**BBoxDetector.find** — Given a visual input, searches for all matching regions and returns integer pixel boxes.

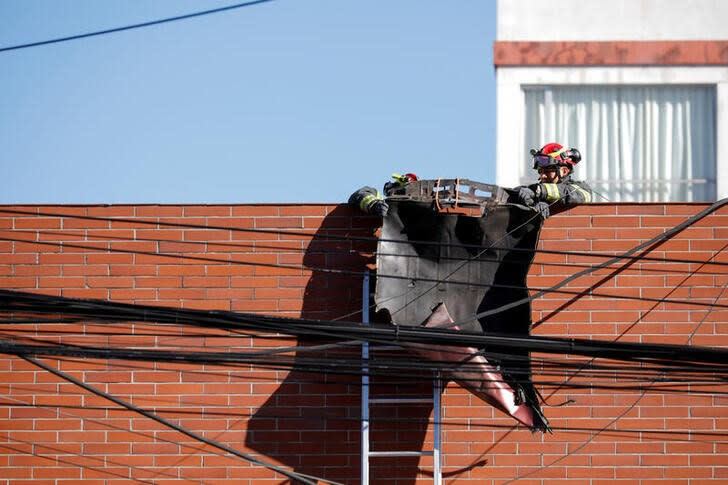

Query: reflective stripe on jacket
[537,176,592,205]
[348,186,382,214]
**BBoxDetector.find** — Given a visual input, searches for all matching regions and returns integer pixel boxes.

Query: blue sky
[1,0,497,204]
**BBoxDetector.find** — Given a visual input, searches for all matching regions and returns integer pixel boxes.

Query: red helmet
[531,142,581,170]
[392,173,418,186]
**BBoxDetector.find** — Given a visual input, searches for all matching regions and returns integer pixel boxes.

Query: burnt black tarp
[375,199,546,422]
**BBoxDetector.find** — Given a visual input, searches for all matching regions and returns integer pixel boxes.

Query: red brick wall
[0,203,726,484]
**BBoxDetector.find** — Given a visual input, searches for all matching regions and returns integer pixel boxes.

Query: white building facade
[495,0,728,202]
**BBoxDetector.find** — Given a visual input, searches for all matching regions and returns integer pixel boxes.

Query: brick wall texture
[0,203,726,484]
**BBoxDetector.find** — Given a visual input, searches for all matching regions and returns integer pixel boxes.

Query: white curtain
[523,86,716,202]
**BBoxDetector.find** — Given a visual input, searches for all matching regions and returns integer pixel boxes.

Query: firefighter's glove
[370,200,389,217]
[517,186,536,207]
[534,201,550,220]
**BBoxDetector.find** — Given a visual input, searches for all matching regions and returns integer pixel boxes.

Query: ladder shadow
[244,205,433,484]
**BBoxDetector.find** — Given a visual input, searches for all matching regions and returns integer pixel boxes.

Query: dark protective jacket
[531,175,593,206]
[348,180,408,215]
[348,186,383,214]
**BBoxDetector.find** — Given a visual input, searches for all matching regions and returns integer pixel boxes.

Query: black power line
[501,275,728,484]
[1,235,725,311]
[2,200,727,482]
[20,355,337,485]
[2,290,727,367]
[5,207,728,270]
[0,0,275,53]
[2,340,726,393]
[461,197,728,326]
[3,401,727,441]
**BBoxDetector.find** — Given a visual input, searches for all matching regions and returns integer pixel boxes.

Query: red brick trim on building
[493,40,728,66]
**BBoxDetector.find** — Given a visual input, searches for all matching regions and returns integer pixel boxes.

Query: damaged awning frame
[374,179,550,432]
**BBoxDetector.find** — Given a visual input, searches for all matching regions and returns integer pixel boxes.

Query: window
[523,86,717,202]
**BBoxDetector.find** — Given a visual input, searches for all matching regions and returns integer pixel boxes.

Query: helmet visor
[533,155,559,169]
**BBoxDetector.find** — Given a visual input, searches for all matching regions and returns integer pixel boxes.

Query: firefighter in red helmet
[515,142,592,219]
[348,173,418,216]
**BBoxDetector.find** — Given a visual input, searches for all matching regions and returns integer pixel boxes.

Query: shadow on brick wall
[245,205,433,484]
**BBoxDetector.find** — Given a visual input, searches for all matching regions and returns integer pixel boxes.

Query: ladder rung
[369,450,434,457]
[369,397,433,404]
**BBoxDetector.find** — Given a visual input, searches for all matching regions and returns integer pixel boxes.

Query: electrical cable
[455,197,728,327]
[3,399,727,442]
[7,215,723,354]
[5,326,724,393]
[0,0,275,53]
[501,277,728,484]
[5,208,728,428]
[4,349,725,485]
[4,200,728,480]
[3,289,728,365]
[19,355,338,485]
[379,194,726,328]
[7,329,724,383]
[0,441,160,485]
[2,314,726,382]
[18,227,724,277]
[538,241,728,406]
[5,208,728,270]
[11,332,718,385]
[3,299,726,394]
[3,341,725,395]
[1,236,725,311]
[2,300,724,482]
[4,206,727,351]
[1,337,720,379]
[3,289,727,366]
[3,315,725,380]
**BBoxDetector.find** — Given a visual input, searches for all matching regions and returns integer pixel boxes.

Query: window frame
[521,84,717,202]
[495,66,728,200]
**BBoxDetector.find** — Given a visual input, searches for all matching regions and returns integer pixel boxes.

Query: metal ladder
[360,272,442,485]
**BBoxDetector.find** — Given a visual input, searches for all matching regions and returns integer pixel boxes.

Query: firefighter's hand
[534,201,550,219]
[371,200,389,217]
[517,187,536,206]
